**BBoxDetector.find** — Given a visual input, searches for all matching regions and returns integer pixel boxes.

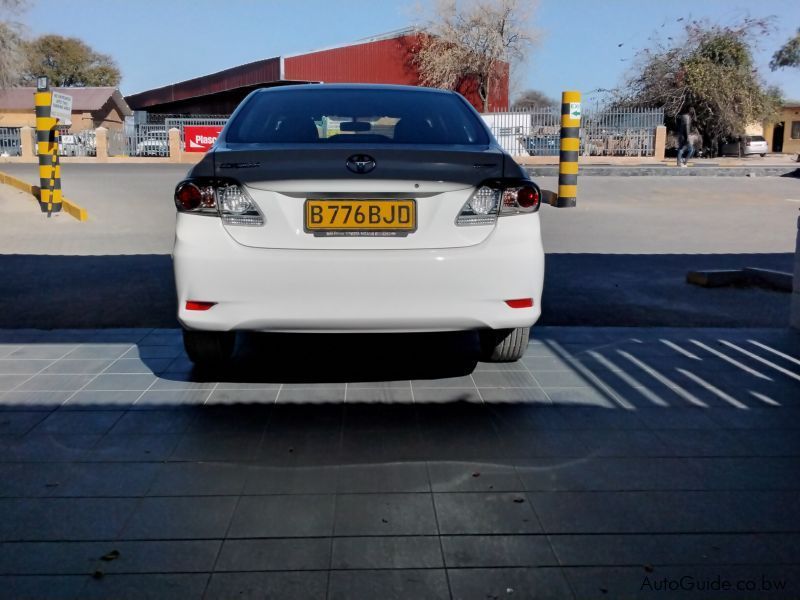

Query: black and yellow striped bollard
[557,90,581,208]
[34,79,62,216]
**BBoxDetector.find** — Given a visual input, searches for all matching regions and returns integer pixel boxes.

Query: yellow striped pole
[557,90,581,208]
[34,79,62,216]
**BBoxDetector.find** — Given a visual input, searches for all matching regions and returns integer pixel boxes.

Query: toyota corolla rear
[172,84,545,364]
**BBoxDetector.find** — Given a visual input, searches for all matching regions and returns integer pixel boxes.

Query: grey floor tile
[0,411,48,435]
[121,496,238,540]
[713,428,800,456]
[473,371,540,388]
[334,493,437,536]
[1,498,138,541]
[204,571,327,600]
[550,532,800,567]
[32,411,123,435]
[516,457,701,491]
[86,434,181,462]
[79,574,208,600]
[104,358,173,375]
[92,540,221,573]
[534,370,595,388]
[707,407,800,429]
[541,387,619,407]
[215,538,330,571]
[122,346,183,360]
[55,462,161,497]
[0,360,52,375]
[228,495,335,538]
[331,536,442,569]
[341,428,426,463]
[478,387,551,403]
[337,462,430,493]
[244,464,339,494]
[171,432,261,462]
[345,387,414,403]
[0,374,33,391]
[0,391,73,410]
[9,346,77,360]
[0,463,66,497]
[563,565,800,600]
[0,434,100,462]
[0,575,89,600]
[64,345,132,360]
[434,492,541,535]
[61,390,142,410]
[0,541,102,574]
[442,535,557,567]
[41,360,113,375]
[108,410,196,434]
[529,490,800,534]
[134,389,211,409]
[576,430,672,457]
[412,388,482,403]
[412,375,477,389]
[275,387,346,404]
[15,374,94,392]
[634,407,721,429]
[84,374,156,391]
[654,429,755,457]
[204,388,278,406]
[259,429,342,465]
[346,380,412,389]
[448,567,574,600]
[428,461,523,492]
[555,406,647,430]
[149,375,216,391]
[148,462,247,496]
[501,430,589,458]
[687,457,800,490]
[185,406,269,434]
[328,569,450,600]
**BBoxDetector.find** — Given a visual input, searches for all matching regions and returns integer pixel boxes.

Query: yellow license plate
[304,199,416,236]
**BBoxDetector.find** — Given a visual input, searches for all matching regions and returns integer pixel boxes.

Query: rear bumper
[173,215,544,333]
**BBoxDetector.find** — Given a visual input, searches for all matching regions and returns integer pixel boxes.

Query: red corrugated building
[125,30,509,115]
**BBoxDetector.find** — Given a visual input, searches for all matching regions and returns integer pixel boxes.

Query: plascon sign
[184,125,224,152]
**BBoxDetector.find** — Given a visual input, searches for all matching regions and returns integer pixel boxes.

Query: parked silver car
[720,135,768,157]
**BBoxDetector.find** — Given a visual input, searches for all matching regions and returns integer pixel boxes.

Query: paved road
[0,164,797,328]
[0,326,798,599]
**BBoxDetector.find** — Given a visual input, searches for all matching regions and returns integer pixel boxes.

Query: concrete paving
[0,165,797,329]
[0,326,798,599]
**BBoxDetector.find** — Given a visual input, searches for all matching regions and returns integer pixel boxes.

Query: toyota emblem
[346,154,376,174]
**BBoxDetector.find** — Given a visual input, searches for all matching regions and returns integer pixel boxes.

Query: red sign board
[184,125,223,152]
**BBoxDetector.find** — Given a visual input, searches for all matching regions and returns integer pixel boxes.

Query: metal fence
[58,128,97,157]
[109,125,170,157]
[482,107,664,157]
[164,117,229,147]
[0,127,22,157]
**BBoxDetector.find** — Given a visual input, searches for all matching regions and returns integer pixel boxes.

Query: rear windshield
[225,88,490,145]
[748,136,766,142]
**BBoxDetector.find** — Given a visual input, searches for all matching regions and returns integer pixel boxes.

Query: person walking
[676,112,693,167]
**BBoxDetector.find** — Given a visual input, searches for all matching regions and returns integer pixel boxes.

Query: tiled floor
[0,327,799,599]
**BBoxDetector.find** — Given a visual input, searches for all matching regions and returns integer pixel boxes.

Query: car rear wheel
[479,327,530,362]
[183,329,235,366]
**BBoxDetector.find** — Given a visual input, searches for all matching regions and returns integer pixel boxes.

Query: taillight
[173,177,264,226]
[456,179,540,226]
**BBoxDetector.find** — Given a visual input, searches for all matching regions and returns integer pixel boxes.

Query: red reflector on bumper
[505,298,533,309]
[186,301,216,311]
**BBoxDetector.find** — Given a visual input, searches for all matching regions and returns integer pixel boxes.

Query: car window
[748,136,766,142]
[226,88,490,145]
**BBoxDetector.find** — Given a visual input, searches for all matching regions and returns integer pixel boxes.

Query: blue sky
[18,0,800,102]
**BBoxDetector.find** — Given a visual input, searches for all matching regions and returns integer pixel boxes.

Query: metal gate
[0,127,22,157]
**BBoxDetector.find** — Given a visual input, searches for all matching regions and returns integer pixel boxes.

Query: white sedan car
[173,84,545,365]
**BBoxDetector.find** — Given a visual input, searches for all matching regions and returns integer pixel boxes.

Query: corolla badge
[346,154,376,174]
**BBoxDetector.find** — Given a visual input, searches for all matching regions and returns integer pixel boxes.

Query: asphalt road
[0,163,797,328]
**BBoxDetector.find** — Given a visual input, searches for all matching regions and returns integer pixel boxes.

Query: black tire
[760,153,766,157]
[183,329,235,366]
[479,327,530,362]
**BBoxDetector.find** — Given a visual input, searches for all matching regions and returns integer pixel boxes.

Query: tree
[0,0,27,88]
[615,18,782,152]
[770,28,800,70]
[412,0,536,112]
[21,34,121,87]
[512,89,557,110]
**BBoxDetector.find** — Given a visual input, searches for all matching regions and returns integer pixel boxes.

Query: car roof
[255,83,457,96]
